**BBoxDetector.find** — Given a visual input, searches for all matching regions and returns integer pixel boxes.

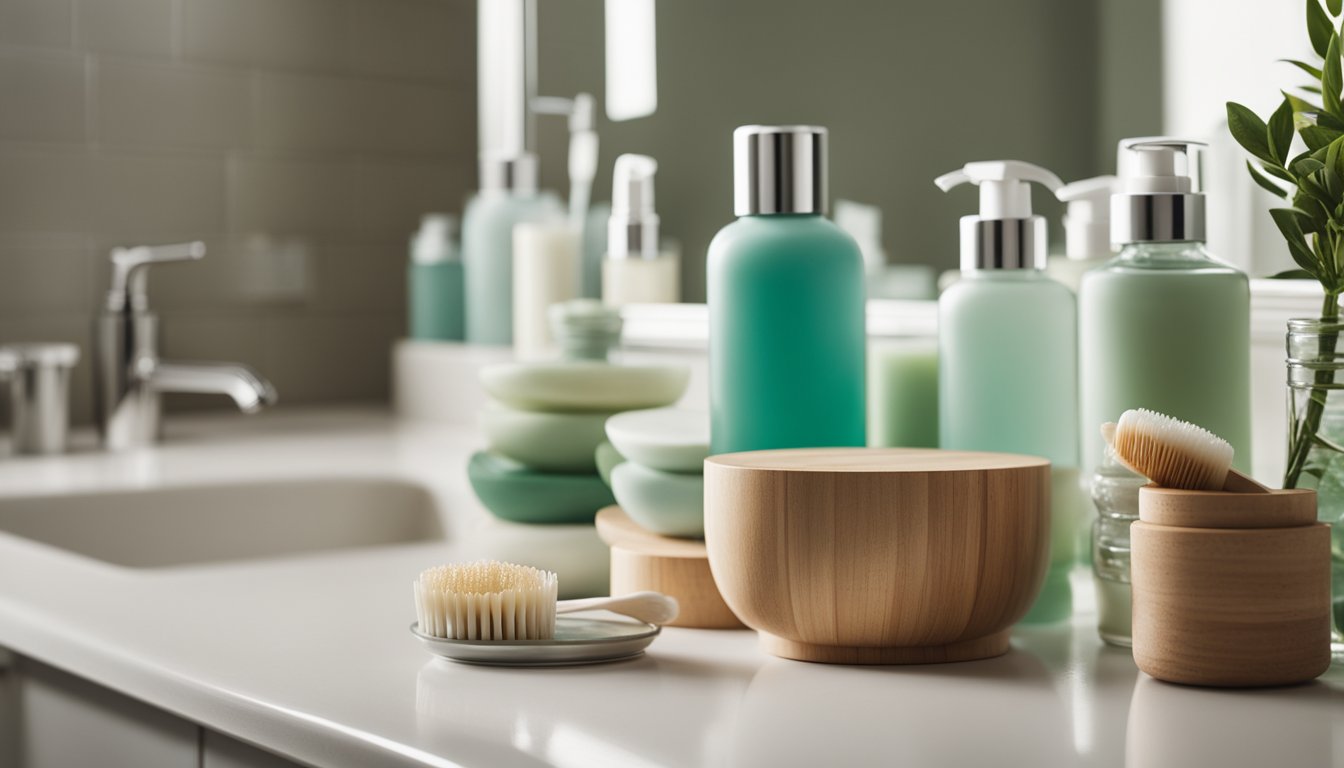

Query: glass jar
[1285,318,1344,653]
[1091,451,1146,647]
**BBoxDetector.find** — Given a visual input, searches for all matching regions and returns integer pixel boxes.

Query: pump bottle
[602,154,679,306]
[707,125,866,454]
[1047,175,1118,292]
[1079,139,1251,481]
[462,153,563,345]
[936,160,1079,624]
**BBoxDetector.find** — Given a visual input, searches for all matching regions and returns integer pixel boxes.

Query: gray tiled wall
[0,0,476,424]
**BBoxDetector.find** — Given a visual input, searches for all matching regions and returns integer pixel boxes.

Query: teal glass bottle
[707,126,866,454]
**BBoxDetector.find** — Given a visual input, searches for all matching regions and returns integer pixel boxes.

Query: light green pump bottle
[1079,139,1251,481]
[462,153,563,346]
[936,160,1080,624]
[707,125,866,454]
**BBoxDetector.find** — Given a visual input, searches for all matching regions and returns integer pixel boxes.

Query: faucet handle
[106,241,206,311]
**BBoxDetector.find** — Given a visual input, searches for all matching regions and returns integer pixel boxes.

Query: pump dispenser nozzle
[935,160,1063,271]
[1112,137,1207,244]
[1057,175,1118,261]
[609,154,660,261]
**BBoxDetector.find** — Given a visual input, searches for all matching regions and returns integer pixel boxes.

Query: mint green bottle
[1080,139,1251,481]
[462,153,563,346]
[408,213,465,341]
[707,126,866,454]
[935,160,1079,624]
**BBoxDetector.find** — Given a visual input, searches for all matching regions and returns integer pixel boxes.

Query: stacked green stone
[602,407,709,539]
[468,301,689,525]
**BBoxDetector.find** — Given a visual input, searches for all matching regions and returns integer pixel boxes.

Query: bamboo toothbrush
[413,561,679,640]
[1101,408,1269,493]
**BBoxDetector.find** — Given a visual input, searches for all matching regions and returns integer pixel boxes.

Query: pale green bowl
[611,461,704,538]
[605,407,709,473]
[595,441,626,487]
[482,405,612,473]
[467,451,615,525]
[479,361,690,413]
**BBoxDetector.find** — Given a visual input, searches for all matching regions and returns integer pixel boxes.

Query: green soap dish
[611,461,704,538]
[595,441,626,487]
[482,405,612,473]
[479,361,689,413]
[605,407,709,473]
[468,451,615,525]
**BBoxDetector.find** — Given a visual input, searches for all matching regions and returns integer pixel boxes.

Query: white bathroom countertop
[0,407,1340,768]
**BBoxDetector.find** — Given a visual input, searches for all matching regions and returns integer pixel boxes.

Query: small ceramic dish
[410,616,660,666]
[605,407,709,473]
[467,451,615,524]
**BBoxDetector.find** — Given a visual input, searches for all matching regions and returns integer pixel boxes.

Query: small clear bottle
[1091,451,1146,646]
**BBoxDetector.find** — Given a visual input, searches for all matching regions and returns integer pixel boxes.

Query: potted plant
[1226,0,1344,650]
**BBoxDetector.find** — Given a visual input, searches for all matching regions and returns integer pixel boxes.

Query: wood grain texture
[1131,487,1331,687]
[596,506,744,629]
[1138,486,1316,528]
[702,448,1051,664]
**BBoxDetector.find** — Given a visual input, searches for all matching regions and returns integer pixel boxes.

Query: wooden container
[703,448,1051,664]
[1131,486,1330,687]
[595,506,744,629]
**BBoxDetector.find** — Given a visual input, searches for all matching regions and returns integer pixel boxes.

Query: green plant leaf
[1303,124,1344,150]
[1270,98,1296,162]
[1227,102,1276,162]
[1284,58,1326,79]
[1271,207,1324,275]
[1249,161,1291,197]
[1325,35,1344,116]
[1310,0,1333,57]
[1331,0,1342,16]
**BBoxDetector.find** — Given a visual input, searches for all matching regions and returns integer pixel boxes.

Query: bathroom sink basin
[0,478,443,568]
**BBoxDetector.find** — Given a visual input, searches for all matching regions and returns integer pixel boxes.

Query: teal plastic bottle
[707,126,866,454]
[462,153,563,346]
[935,160,1080,625]
[407,214,465,341]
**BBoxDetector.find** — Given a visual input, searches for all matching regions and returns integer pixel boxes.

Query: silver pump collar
[1111,194,1205,244]
[733,125,828,216]
[480,153,538,195]
[960,216,1047,271]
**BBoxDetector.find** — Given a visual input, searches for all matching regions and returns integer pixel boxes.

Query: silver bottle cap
[480,152,538,195]
[733,125,827,216]
[959,217,1047,270]
[608,154,661,261]
[1111,138,1206,244]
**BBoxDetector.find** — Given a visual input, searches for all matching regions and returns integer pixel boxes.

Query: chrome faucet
[94,242,278,450]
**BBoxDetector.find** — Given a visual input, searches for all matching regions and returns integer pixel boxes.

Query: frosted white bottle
[513,220,580,360]
[935,160,1080,625]
[601,154,680,306]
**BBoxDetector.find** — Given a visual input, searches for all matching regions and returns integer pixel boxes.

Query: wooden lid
[1138,486,1317,528]
[704,447,1049,473]
[595,506,708,557]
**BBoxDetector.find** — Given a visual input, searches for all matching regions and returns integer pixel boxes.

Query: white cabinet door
[15,656,199,768]
[203,731,308,768]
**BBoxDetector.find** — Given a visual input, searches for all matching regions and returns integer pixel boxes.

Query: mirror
[533,0,1165,302]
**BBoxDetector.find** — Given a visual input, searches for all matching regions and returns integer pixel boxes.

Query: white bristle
[413,561,558,641]
[1113,408,1235,491]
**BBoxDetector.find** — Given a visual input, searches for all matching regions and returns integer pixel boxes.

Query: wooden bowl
[703,448,1051,664]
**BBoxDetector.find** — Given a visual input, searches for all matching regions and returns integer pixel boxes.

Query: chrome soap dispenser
[935,160,1080,624]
